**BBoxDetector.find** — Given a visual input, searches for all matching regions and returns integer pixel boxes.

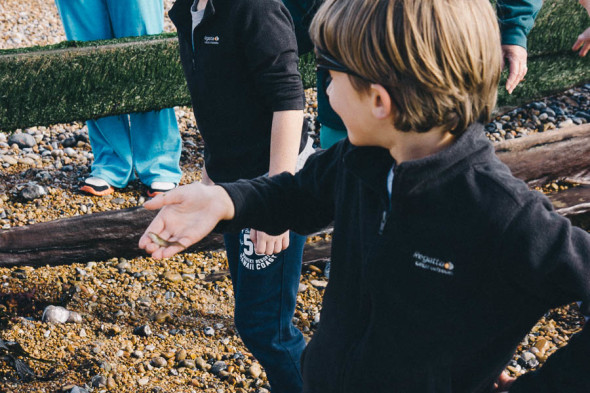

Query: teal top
[497,0,543,49]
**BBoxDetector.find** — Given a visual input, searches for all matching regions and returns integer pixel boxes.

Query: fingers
[502,45,528,94]
[505,57,527,94]
[253,230,290,255]
[573,37,583,52]
[581,42,590,57]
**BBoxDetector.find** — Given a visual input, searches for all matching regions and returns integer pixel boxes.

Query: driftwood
[494,123,590,186]
[2,124,590,267]
[0,207,223,268]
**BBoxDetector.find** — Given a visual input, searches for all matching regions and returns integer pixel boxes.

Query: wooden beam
[2,123,590,267]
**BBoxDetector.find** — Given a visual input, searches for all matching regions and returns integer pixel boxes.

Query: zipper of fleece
[338,173,396,392]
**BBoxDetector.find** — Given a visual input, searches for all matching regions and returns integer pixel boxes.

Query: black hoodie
[169,0,304,182]
[220,124,590,393]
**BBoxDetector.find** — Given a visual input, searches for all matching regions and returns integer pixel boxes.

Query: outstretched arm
[138,183,235,259]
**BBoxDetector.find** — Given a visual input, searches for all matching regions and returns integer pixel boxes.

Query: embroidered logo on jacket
[204,35,220,45]
[412,251,454,276]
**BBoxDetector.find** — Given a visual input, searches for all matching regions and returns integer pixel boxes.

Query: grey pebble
[8,133,36,148]
[210,360,227,375]
[68,387,89,393]
[20,183,46,201]
[151,357,168,368]
[91,375,106,387]
[204,326,215,336]
[133,324,152,337]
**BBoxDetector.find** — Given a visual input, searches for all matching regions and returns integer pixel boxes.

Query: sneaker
[147,181,176,198]
[80,177,114,196]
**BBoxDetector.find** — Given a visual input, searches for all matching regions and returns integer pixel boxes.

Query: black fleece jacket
[220,124,590,393]
[169,0,304,182]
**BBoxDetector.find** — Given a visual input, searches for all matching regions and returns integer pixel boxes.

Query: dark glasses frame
[316,50,399,110]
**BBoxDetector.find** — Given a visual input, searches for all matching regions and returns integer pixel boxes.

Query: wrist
[212,185,235,220]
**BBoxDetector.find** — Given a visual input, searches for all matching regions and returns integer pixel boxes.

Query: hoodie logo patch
[413,251,454,276]
[204,35,220,45]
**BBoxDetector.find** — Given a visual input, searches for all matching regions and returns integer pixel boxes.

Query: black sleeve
[238,0,304,112]
[497,193,590,392]
[218,143,343,235]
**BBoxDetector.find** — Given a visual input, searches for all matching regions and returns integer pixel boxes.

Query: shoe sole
[147,190,166,198]
[80,184,114,196]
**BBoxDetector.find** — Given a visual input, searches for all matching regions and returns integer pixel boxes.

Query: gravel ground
[0,1,589,392]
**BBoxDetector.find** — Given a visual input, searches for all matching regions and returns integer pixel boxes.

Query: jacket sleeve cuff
[501,27,528,50]
[214,181,249,233]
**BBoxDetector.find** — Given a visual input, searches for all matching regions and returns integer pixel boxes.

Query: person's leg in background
[107,0,183,196]
[225,229,307,393]
[54,0,135,194]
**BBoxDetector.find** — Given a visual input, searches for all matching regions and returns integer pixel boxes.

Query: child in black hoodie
[141,0,590,391]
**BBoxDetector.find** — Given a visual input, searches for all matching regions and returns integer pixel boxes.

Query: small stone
[42,305,70,323]
[91,375,107,387]
[310,280,328,289]
[63,147,76,157]
[8,133,36,148]
[175,349,187,361]
[155,312,172,324]
[249,363,262,379]
[137,296,152,307]
[106,377,116,390]
[178,359,196,369]
[558,119,573,128]
[204,326,215,336]
[69,387,89,393]
[151,356,167,368]
[117,260,130,271]
[112,197,125,205]
[164,271,183,283]
[298,283,308,292]
[132,350,144,359]
[20,183,46,201]
[67,311,82,323]
[133,324,152,337]
[137,377,149,386]
[210,360,227,375]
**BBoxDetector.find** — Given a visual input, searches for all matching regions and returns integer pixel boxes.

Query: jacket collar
[169,0,216,38]
[344,123,493,195]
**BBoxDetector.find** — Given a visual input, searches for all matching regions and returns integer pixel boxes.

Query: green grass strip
[1,0,589,131]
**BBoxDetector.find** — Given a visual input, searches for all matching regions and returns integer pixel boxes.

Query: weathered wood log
[495,124,590,187]
[2,123,590,267]
[0,206,224,268]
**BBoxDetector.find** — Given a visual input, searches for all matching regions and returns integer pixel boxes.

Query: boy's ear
[369,84,393,120]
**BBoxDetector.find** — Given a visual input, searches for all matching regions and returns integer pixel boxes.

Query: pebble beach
[0,1,589,392]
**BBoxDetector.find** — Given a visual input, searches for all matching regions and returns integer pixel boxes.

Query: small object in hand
[148,232,184,248]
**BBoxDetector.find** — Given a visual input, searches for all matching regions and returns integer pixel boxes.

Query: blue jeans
[225,229,306,393]
[54,0,182,187]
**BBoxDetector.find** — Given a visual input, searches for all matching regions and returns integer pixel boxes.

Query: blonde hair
[310,0,502,134]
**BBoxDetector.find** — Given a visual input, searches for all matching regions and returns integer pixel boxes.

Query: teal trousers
[55,0,182,188]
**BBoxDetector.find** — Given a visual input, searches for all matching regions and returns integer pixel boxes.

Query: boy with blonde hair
[141,0,590,391]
